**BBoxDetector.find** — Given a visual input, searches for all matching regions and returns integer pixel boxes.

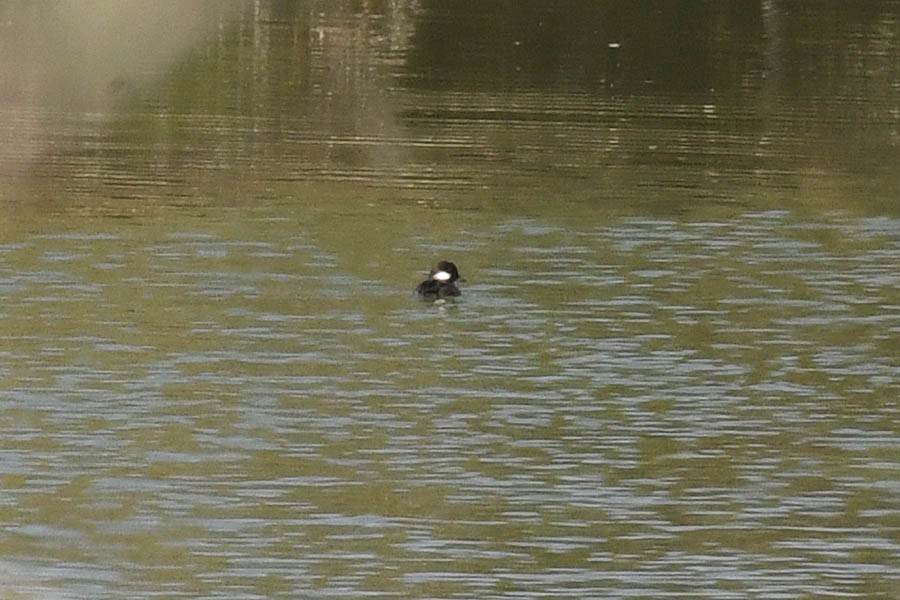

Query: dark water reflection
[1,1,899,598]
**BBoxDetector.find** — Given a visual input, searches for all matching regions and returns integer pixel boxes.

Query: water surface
[1,1,898,598]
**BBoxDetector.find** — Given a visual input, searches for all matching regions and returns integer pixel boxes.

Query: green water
[1,1,898,598]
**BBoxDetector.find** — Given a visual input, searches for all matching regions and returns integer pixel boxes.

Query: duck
[415,260,463,299]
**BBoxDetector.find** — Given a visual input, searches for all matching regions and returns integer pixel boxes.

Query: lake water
[1,1,899,598]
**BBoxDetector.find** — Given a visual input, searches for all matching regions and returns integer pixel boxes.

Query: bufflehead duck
[416,260,463,299]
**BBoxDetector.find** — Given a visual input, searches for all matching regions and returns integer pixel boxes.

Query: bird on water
[415,260,463,299]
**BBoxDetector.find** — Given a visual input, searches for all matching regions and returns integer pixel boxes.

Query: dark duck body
[416,260,463,299]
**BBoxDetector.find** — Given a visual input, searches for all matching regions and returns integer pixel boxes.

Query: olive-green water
[1,2,898,598]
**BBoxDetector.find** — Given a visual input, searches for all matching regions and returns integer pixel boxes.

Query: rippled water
[1,1,899,598]
[2,209,897,598]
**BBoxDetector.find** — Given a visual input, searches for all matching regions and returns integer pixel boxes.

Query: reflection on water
[1,1,899,598]
[3,0,898,211]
